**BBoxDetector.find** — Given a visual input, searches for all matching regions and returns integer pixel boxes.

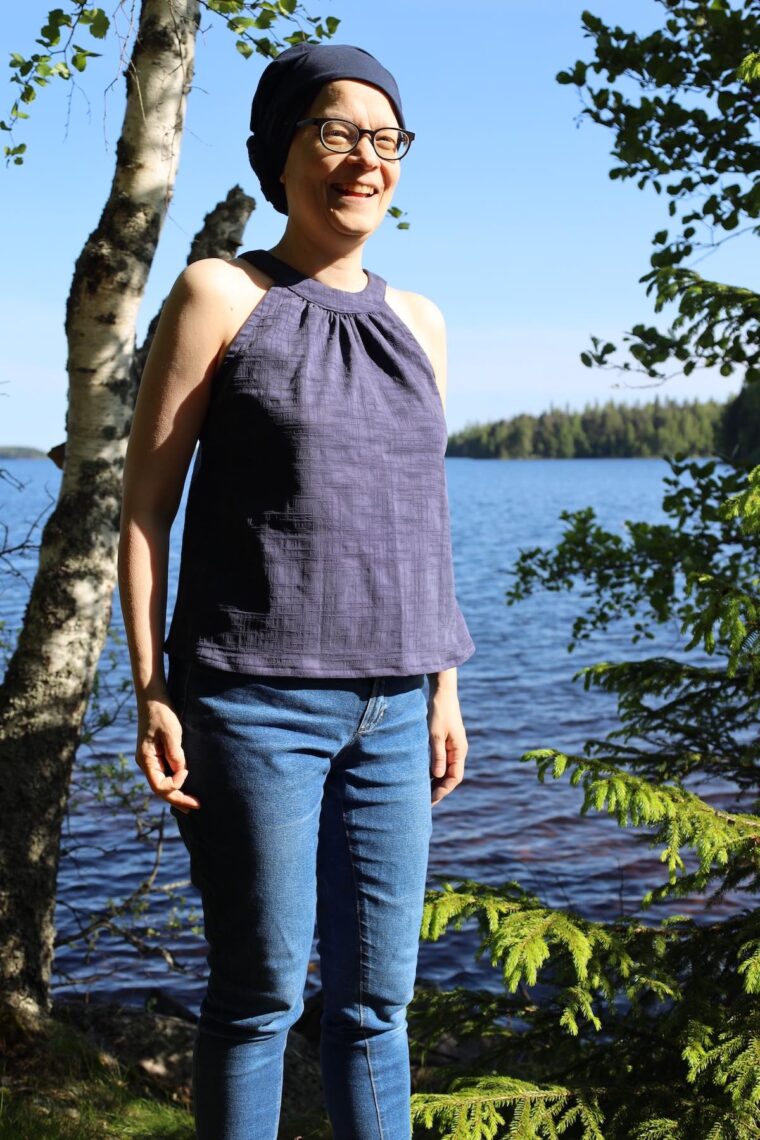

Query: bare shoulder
[385,286,447,406]
[163,254,273,361]
[385,285,445,330]
[178,254,268,314]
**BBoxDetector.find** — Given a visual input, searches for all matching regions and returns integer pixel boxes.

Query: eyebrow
[317,112,400,127]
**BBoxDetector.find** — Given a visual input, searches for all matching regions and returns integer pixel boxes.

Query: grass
[0,1014,336,1139]
[0,1017,195,1140]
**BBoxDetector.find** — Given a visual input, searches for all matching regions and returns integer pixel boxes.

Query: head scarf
[247,42,406,215]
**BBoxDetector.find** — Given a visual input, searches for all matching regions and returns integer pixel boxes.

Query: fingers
[430,740,467,806]
[429,732,448,779]
[141,748,202,809]
[431,774,460,806]
[137,721,202,812]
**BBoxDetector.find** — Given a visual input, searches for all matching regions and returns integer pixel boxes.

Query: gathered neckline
[239,249,387,314]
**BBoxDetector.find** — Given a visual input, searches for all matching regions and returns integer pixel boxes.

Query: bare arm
[118,257,262,809]
[407,293,458,698]
[404,292,467,804]
[119,260,228,696]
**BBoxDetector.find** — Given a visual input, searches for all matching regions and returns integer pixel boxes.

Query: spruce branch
[410,1076,605,1140]
[522,749,760,900]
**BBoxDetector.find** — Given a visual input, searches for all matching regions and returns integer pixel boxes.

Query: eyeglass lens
[321,120,410,159]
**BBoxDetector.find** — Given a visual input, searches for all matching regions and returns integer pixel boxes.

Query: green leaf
[84,8,110,38]
[572,61,588,85]
[580,11,603,33]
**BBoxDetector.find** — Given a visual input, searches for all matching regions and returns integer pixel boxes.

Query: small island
[0,446,49,459]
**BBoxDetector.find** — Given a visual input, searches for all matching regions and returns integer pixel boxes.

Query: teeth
[332,183,375,196]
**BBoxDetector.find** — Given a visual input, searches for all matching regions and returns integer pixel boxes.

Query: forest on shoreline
[446,391,758,461]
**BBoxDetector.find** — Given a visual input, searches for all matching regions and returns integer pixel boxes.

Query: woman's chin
[326,206,381,237]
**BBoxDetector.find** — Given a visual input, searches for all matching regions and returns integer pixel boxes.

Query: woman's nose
[350,133,379,164]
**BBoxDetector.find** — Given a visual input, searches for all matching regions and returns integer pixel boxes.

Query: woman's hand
[427,684,468,806]
[135,696,201,815]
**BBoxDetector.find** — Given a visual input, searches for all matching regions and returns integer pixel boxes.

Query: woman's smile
[329,180,380,201]
[328,180,380,202]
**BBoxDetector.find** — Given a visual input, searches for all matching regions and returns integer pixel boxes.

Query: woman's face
[279,78,402,241]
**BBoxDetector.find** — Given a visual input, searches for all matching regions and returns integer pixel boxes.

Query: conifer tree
[447,397,727,459]
[409,3,760,1137]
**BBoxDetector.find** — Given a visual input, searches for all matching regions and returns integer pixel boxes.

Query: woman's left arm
[409,293,469,806]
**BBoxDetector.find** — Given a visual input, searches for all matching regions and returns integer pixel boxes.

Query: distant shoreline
[0,447,49,458]
[0,447,719,463]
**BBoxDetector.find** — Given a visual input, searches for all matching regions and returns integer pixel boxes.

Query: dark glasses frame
[295,117,415,160]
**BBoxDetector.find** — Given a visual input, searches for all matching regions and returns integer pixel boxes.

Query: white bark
[0,0,200,1039]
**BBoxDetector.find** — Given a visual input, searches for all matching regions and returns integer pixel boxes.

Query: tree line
[446,392,757,462]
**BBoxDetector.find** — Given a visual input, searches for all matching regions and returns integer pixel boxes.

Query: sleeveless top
[162,248,476,677]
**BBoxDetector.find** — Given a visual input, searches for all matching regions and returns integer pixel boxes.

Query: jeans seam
[340,800,385,1140]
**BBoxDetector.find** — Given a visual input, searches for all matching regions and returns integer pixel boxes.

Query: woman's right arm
[118,258,244,812]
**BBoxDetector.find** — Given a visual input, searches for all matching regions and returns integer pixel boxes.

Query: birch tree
[0,0,336,1044]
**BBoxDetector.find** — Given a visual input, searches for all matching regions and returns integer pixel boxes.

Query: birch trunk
[0,0,200,1043]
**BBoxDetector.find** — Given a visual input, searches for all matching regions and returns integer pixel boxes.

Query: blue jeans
[166,656,433,1140]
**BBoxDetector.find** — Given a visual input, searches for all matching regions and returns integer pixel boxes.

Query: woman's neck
[269,228,369,291]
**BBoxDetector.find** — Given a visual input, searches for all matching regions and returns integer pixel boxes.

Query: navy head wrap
[247,43,406,216]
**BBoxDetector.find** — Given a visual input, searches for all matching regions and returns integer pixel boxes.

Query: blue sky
[1,0,753,450]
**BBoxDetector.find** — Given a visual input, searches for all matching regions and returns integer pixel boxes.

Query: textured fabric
[163,248,475,677]
[246,42,406,215]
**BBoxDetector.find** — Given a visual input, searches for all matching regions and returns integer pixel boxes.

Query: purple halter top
[163,248,475,677]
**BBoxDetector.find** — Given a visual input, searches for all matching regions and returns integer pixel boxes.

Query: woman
[118,41,475,1140]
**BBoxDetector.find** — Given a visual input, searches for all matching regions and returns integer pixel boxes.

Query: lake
[0,455,743,1011]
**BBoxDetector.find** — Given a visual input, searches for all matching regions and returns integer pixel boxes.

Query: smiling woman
[118,38,475,1140]
[273,77,403,257]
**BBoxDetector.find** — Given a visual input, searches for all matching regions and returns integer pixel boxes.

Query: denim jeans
[166,655,433,1140]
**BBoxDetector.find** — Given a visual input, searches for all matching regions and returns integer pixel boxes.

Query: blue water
[0,455,744,1010]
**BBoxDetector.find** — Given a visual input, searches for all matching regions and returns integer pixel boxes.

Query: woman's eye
[325,125,353,142]
[375,133,397,153]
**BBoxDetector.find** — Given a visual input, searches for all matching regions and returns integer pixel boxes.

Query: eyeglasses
[295,117,415,161]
